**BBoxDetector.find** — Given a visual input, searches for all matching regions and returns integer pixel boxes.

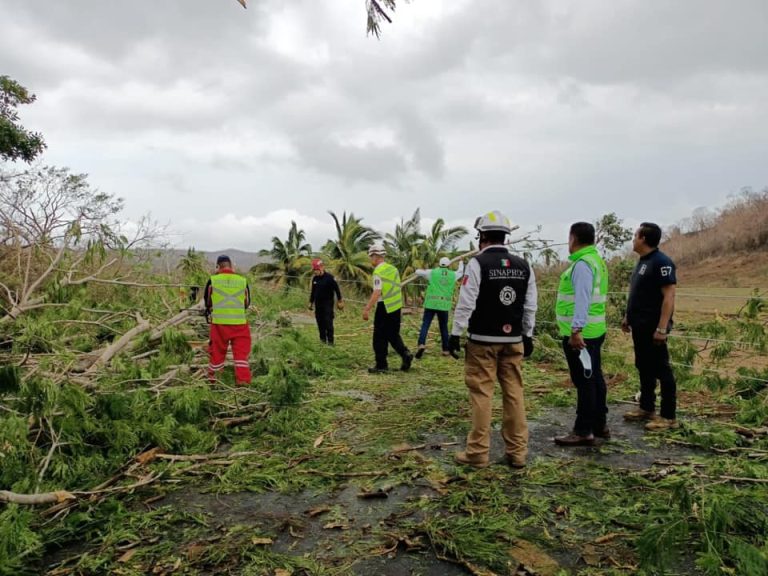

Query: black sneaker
[367,366,388,374]
[400,353,414,372]
[415,347,426,360]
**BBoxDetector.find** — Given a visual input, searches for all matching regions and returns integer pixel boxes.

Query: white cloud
[176,210,333,251]
[1,0,766,255]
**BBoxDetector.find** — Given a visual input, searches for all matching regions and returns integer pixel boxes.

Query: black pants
[373,302,409,368]
[314,304,334,344]
[562,335,608,436]
[632,325,676,419]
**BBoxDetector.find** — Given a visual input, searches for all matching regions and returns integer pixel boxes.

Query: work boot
[454,451,489,469]
[554,433,595,446]
[623,408,657,422]
[593,426,612,439]
[415,346,426,360]
[503,455,526,469]
[367,366,388,374]
[400,352,414,372]
[645,418,678,431]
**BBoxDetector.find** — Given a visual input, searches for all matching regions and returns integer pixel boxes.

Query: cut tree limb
[400,227,523,287]
[148,300,205,342]
[84,313,150,374]
[0,490,75,505]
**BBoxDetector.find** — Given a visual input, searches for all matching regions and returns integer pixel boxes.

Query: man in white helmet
[362,242,414,373]
[449,210,538,469]
[413,257,465,359]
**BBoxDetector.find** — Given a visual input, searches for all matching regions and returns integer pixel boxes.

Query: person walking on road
[449,210,537,469]
[204,255,252,386]
[414,257,465,359]
[362,243,413,373]
[309,258,343,345]
[554,222,610,446]
[622,222,679,431]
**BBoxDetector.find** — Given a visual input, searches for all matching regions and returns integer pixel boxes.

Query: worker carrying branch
[204,255,252,386]
[414,257,465,359]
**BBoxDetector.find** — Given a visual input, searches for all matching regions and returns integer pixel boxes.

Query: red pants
[208,323,252,385]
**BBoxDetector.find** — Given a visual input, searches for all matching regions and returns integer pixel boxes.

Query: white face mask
[579,348,593,378]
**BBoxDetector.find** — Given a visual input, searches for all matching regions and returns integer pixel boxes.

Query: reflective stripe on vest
[374,262,402,313]
[468,333,524,344]
[555,245,608,338]
[210,273,247,325]
[424,268,456,311]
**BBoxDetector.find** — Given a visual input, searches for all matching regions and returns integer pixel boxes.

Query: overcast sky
[2,0,767,253]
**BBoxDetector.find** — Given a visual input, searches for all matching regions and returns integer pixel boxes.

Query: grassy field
[1,277,765,576]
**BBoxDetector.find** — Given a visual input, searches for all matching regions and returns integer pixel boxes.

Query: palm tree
[419,218,469,268]
[540,246,560,268]
[322,211,379,291]
[175,246,209,303]
[235,0,402,38]
[383,209,426,305]
[385,208,424,277]
[252,221,312,287]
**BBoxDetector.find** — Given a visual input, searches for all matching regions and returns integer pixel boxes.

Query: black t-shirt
[626,249,677,329]
[310,273,342,308]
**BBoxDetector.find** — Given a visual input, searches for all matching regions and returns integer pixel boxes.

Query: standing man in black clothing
[309,258,343,345]
[622,222,679,431]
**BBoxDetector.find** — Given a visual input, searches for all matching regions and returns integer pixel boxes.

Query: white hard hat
[439,257,451,267]
[474,210,513,234]
[367,242,386,256]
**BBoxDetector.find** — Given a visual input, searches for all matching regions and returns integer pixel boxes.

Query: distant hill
[663,187,768,288]
[152,248,269,274]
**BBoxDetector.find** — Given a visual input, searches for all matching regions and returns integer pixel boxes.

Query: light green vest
[556,245,608,338]
[424,268,456,311]
[210,273,247,325]
[373,262,402,313]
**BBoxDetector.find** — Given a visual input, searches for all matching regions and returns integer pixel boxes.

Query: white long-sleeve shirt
[451,248,537,338]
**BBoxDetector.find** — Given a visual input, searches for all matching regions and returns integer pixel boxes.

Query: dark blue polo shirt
[310,273,342,308]
[626,249,677,329]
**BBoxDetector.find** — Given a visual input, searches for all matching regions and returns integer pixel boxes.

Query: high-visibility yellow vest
[210,273,247,325]
[373,262,402,313]
[556,245,608,338]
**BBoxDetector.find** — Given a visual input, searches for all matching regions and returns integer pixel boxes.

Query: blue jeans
[417,309,450,350]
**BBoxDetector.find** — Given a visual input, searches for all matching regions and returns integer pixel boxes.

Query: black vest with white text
[468,247,530,343]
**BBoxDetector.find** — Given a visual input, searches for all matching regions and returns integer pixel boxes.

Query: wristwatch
[655,327,668,334]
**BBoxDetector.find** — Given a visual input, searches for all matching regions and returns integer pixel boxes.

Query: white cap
[367,242,386,256]
[439,257,451,267]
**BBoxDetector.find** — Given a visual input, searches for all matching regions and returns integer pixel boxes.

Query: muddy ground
[123,403,698,576]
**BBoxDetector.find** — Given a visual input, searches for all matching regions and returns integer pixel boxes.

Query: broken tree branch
[84,313,151,374]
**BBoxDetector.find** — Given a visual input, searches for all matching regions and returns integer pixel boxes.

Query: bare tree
[0,166,162,323]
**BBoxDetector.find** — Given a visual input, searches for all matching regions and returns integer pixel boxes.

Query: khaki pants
[464,341,528,465]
